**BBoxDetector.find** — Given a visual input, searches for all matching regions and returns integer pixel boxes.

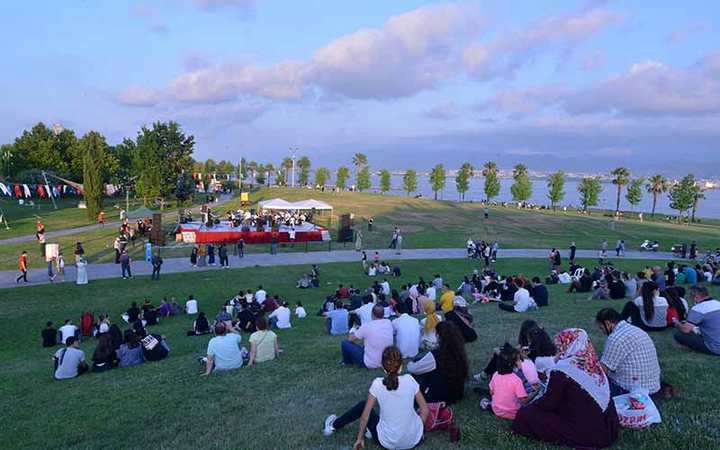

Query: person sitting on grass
[295,302,307,318]
[621,280,669,331]
[664,286,689,325]
[236,302,259,333]
[480,343,537,419]
[91,333,117,373]
[420,298,442,351]
[673,285,720,356]
[116,330,144,368]
[248,317,279,365]
[268,301,292,329]
[407,321,469,404]
[444,297,477,343]
[126,302,141,324]
[59,319,79,344]
[607,272,627,300]
[341,305,393,369]
[595,308,661,396]
[499,279,537,313]
[42,321,58,347]
[529,277,549,307]
[512,328,619,449]
[480,320,556,380]
[187,312,211,336]
[325,300,349,336]
[567,270,593,293]
[53,336,88,380]
[392,309,420,359]
[323,346,430,450]
[138,329,170,362]
[202,323,244,376]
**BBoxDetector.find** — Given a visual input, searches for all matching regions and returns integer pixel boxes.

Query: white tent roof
[258,198,333,211]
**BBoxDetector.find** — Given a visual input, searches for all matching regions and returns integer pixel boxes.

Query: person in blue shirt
[684,265,698,285]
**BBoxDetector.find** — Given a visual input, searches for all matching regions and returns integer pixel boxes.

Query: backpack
[422,402,460,442]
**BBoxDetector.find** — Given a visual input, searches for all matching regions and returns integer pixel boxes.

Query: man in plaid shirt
[596,308,661,396]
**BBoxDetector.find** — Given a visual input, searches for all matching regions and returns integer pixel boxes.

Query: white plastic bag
[613,390,662,429]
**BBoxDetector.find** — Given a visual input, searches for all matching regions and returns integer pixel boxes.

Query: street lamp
[289,147,298,188]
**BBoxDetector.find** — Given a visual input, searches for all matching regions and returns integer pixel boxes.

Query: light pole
[290,147,298,188]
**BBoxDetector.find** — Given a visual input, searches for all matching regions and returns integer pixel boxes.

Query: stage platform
[177,221,331,244]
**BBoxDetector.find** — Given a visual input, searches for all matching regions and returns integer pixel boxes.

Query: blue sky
[1,0,719,175]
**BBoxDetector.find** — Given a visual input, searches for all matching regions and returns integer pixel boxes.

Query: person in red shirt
[97,211,105,226]
[16,251,29,283]
[36,219,45,233]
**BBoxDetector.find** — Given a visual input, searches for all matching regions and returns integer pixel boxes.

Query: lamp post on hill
[289,147,298,188]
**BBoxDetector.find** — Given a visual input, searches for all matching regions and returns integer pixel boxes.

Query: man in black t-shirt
[42,321,58,347]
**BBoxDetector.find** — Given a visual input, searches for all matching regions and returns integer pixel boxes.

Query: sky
[1,0,719,175]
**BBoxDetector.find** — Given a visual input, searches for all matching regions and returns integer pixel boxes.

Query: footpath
[0,248,675,290]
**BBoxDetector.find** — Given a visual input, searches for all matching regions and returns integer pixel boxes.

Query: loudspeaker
[340,214,354,228]
[151,213,165,246]
[338,228,354,243]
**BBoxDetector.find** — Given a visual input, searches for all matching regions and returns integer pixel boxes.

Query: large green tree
[578,177,603,213]
[646,174,668,217]
[356,167,371,192]
[79,131,107,220]
[335,166,350,191]
[668,174,697,223]
[314,167,330,188]
[482,161,501,202]
[455,162,473,201]
[403,170,417,196]
[510,163,532,203]
[547,171,565,211]
[297,156,311,186]
[133,121,194,198]
[610,167,630,214]
[625,178,644,211]
[429,164,446,200]
[379,169,391,194]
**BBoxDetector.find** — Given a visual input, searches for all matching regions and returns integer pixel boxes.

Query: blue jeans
[674,331,715,355]
[341,340,365,367]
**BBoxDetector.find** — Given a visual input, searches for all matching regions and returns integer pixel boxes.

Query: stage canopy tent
[258,198,332,211]
[127,207,156,219]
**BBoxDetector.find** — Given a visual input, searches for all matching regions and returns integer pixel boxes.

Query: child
[57,253,65,277]
[373,251,380,264]
[482,343,536,420]
[295,302,307,318]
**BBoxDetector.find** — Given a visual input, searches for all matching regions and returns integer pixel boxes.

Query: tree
[134,121,194,198]
[691,184,706,223]
[646,174,668,217]
[255,163,267,185]
[625,178,644,211]
[379,169,391,194]
[455,162,473,201]
[314,167,330,188]
[547,171,565,211]
[132,136,163,205]
[357,167,371,191]
[403,170,417,196]
[0,144,14,178]
[175,172,196,205]
[668,174,697,223]
[297,156,311,186]
[610,167,630,214]
[264,163,275,186]
[482,161,501,202]
[510,163,532,203]
[352,153,368,170]
[281,157,293,185]
[578,177,603,213]
[79,132,107,220]
[429,164,446,200]
[335,166,350,191]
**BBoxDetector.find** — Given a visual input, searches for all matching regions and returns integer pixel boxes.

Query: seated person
[236,302,259,333]
[596,308,661,395]
[297,274,311,289]
[53,336,88,380]
[269,301,292,329]
[444,297,477,343]
[325,300,350,336]
[295,302,307,318]
[499,278,518,302]
[392,311,420,359]
[58,319,78,345]
[116,330,144,368]
[138,329,170,362]
[673,285,720,356]
[202,323,244,375]
[567,271,593,293]
[529,278,549,307]
[621,281,669,331]
[607,273,627,299]
[341,306,393,368]
[351,296,375,327]
[143,306,159,327]
[157,298,172,317]
[248,317,279,365]
[170,298,184,316]
[481,343,537,419]
[499,280,537,313]
[126,302,141,323]
[42,321,58,347]
[420,299,443,351]
[215,307,233,329]
[91,334,117,372]
[186,295,199,314]
[187,312,211,336]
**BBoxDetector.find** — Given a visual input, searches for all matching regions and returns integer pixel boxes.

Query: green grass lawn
[1,257,718,450]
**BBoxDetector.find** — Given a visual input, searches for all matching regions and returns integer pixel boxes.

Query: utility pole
[290,147,298,188]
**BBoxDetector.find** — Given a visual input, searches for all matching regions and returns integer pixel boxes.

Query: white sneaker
[323,414,337,436]
[365,429,372,439]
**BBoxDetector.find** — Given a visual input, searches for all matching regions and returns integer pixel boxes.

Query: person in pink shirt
[483,344,538,419]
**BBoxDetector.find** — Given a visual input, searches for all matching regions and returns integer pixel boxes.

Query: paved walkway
[0,247,676,289]
[0,194,235,245]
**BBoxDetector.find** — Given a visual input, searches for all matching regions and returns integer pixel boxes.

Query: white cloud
[116,85,162,107]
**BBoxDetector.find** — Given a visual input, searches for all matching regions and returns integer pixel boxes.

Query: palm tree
[645,174,668,217]
[264,163,275,186]
[610,167,630,214]
[281,157,293,185]
[352,153,368,170]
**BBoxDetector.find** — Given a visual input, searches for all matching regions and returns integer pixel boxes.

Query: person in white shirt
[255,285,267,304]
[341,306,393,368]
[269,302,292,329]
[58,320,78,345]
[393,313,421,358]
[185,295,198,315]
[368,265,377,277]
[295,302,307,318]
[380,279,391,296]
[202,323,244,375]
[425,285,437,301]
[324,346,429,449]
[499,280,536,313]
[351,298,375,326]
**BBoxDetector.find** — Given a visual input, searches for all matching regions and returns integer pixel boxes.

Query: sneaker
[472,372,487,382]
[480,398,491,410]
[323,414,337,436]
[365,429,372,439]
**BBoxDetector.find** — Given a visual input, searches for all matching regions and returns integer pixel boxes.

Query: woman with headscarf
[444,297,477,343]
[420,298,442,351]
[512,328,619,449]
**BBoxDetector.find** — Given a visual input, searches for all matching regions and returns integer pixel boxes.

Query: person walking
[395,232,403,255]
[367,217,374,232]
[569,241,577,264]
[16,250,29,284]
[237,239,245,258]
[219,244,229,268]
[120,250,132,279]
[151,252,163,280]
[76,257,89,285]
[97,211,105,227]
[355,229,363,251]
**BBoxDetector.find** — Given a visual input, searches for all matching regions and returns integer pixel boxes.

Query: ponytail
[381,346,402,391]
